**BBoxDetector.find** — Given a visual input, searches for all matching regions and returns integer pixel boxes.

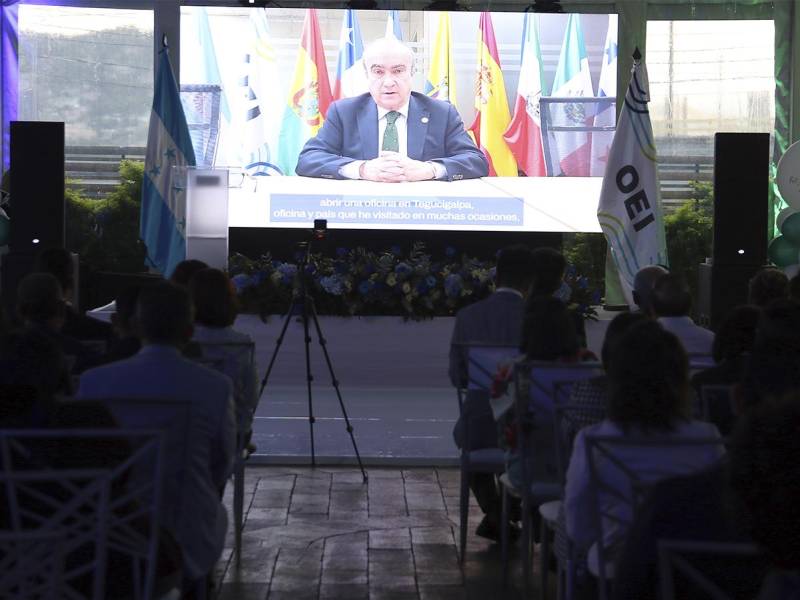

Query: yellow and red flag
[468,12,517,177]
[277,9,332,176]
[425,13,457,107]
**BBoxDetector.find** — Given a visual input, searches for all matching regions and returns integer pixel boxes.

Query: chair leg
[459,465,469,564]
[540,515,550,600]
[501,482,509,586]
[521,495,531,598]
[233,454,245,566]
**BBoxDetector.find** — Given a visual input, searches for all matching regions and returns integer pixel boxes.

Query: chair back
[514,361,602,483]
[466,344,520,392]
[552,392,606,485]
[584,434,726,590]
[657,539,763,600]
[193,340,257,436]
[0,428,166,600]
[699,385,737,436]
[688,354,715,377]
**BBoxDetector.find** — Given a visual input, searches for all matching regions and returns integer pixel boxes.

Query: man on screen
[296,37,488,182]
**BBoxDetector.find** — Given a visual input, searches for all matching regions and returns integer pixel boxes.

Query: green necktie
[382,111,400,153]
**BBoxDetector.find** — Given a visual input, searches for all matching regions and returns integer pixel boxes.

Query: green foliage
[65,160,147,273]
[664,180,713,302]
[563,233,607,299]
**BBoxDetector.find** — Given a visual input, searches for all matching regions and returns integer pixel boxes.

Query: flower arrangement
[229,243,600,321]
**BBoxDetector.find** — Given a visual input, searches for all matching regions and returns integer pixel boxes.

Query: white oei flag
[597,55,668,307]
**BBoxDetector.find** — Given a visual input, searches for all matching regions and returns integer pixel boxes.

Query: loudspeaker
[712,132,769,266]
[9,121,65,253]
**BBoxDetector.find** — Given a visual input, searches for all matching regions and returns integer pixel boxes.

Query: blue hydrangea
[591,290,602,304]
[578,276,588,289]
[444,273,463,298]
[489,267,497,280]
[277,263,297,285]
[445,246,457,258]
[566,264,577,277]
[390,245,402,257]
[425,275,437,288]
[395,262,412,276]
[231,273,254,293]
[320,275,344,296]
[252,271,268,285]
[336,247,349,258]
[358,280,373,295]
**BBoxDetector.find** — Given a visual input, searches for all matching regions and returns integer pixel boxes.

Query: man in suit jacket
[449,245,536,540]
[296,37,488,182]
[77,281,236,588]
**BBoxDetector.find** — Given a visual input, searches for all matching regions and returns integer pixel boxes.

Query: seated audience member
[564,320,724,561]
[35,246,113,343]
[632,265,668,316]
[788,272,800,302]
[691,304,759,394]
[740,299,800,409]
[77,281,236,591]
[651,273,714,356]
[16,272,99,375]
[448,244,536,541]
[170,259,209,287]
[748,267,789,307]
[189,268,259,446]
[729,396,800,600]
[501,296,597,490]
[102,283,146,364]
[564,311,649,442]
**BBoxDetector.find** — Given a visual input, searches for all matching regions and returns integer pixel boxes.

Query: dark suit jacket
[295,92,488,181]
[449,291,525,450]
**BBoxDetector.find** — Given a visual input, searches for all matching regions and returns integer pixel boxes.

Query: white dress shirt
[340,100,446,179]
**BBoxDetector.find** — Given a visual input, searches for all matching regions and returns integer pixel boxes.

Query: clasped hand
[359,152,436,183]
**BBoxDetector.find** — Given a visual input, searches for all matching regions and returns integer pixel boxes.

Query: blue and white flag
[386,10,403,40]
[333,10,367,100]
[597,56,668,306]
[590,15,617,176]
[141,49,196,277]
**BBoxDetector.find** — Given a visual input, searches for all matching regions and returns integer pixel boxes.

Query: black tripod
[258,241,367,482]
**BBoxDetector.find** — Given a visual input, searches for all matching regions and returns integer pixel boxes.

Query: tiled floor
[215,466,548,600]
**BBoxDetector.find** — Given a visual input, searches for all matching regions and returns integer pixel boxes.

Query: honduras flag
[141,49,196,277]
[333,10,367,100]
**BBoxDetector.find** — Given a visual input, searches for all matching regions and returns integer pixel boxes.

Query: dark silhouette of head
[729,395,800,569]
[600,311,649,370]
[748,267,788,307]
[711,304,760,363]
[34,247,75,299]
[16,272,65,327]
[494,245,536,293]
[608,320,690,431]
[169,259,209,287]
[521,296,579,360]
[651,273,692,318]
[189,268,239,328]
[136,281,194,346]
[529,247,566,297]
[632,265,668,315]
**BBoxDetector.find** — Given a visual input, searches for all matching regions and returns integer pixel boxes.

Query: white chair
[501,360,603,596]
[0,428,167,600]
[193,339,256,566]
[454,343,518,564]
[657,539,763,600]
[583,434,726,600]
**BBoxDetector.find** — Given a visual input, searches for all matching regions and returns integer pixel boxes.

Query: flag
[234,7,282,175]
[503,13,546,177]
[590,15,618,176]
[468,12,517,177]
[425,12,457,106]
[196,8,230,123]
[386,10,403,40]
[549,14,594,176]
[597,57,668,307]
[141,49,197,277]
[333,10,367,100]
[276,9,333,177]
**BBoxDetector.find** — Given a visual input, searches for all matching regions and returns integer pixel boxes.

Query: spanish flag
[468,12,517,177]
[425,13,457,107]
[276,9,332,176]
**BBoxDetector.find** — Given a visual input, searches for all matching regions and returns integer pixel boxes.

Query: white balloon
[777,206,798,231]
[777,142,800,210]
